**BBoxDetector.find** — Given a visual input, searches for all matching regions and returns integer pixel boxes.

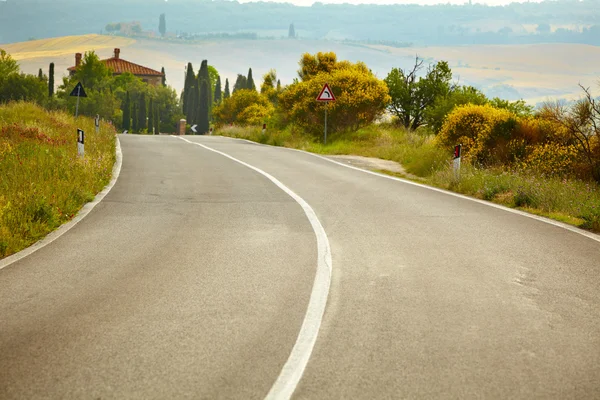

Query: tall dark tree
[138,93,147,132]
[224,78,230,99]
[277,79,281,91]
[183,62,195,121]
[148,98,155,134]
[122,91,131,130]
[198,80,210,134]
[132,102,138,132]
[48,62,54,97]
[159,13,166,37]
[247,68,256,91]
[154,104,160,135]
[38,68,43,80]
[161,66,166,86]
[233,74,247,94]
[214,75,222,104]
[288,23,296,38]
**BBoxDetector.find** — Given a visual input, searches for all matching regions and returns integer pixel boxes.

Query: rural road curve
[1,135,599,399]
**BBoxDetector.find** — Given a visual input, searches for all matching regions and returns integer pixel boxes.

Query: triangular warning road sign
[316,83,336,102]
[69,82,87,98]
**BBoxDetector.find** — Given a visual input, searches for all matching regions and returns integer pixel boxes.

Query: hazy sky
[236,0,539,6]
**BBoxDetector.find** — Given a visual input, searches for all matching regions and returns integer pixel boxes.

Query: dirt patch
[325,155,407,174]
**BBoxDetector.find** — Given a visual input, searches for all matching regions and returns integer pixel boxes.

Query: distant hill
[7,35,600,105]
[1,0,599,46]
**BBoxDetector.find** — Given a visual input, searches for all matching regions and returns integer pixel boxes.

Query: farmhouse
[68,48,163,86]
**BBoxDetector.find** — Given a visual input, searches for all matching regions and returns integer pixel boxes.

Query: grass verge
[0,102,117,259]
[217,124,600,233]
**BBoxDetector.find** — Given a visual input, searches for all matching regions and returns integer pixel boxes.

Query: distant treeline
[1,0,600,45]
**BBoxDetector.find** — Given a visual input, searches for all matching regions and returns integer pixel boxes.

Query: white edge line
[218,135,600,245]
[0,135,124,270]
[174,136,332,400]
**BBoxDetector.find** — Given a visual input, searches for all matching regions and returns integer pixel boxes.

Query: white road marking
[175,136,333,400]
[0,136,124,270]
[224,136,600,245]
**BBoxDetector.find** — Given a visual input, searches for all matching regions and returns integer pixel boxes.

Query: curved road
[1,134,599,399]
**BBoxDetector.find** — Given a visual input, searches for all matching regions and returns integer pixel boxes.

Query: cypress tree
[38,68,43,80]
[288,23,296,39]
[214,75,222,104]
[247,68,256,91]
[183,62,195,120]
[277,79,281,91]
[48,62,54,97]
[224,78,230,99]
[132,102,138,132]
[199,80,210,134]
[161,67,166,86]
[148,98,154,134]
[155,105,160,135]
[138,93,147,132]
[233,74,247,94]
[122,91,131,130]
[159,13,166,37]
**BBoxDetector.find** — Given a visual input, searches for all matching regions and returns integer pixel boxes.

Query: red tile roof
[68,57,163,77]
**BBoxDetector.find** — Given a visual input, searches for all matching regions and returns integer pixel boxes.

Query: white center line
[175,136,332,400]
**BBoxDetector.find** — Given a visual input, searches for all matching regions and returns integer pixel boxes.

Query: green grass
[0,102,117,259]
[218,123,600,233]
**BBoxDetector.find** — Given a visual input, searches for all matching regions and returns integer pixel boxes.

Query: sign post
[453,144,462,179]
[77,129,85,158]
[69,82,87,118]
[316,83,336,144]
[94,114,100,133]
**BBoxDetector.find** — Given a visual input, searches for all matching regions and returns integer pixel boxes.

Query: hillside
[5,35,599,105]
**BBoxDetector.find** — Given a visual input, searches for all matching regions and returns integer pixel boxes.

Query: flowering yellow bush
[213,89,273,126]
[519,142,578,177]
[436,104,518,165]
[278,54,390,135]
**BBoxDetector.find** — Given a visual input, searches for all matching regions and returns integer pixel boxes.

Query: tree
[71,51,112,91]
[540,84,600,182]
[122,91,131,130]
[0,73,47,105]
[138,93,147,131]
[298,51,338,81]
[246,68,256,91]
[161,67,166,87]
[38,68,43,80]
[224,78,231,99]
[159,13,166,37]
[154,104,160,134]
[148,98,155,134]
[385,57,453,130]
[233,74,247,94]
[132,102,138,132]
[183,62,196,121]
[288,23,296,39]
[489,98,534,117]
[536,23,551,34]
[0,49,19,77]
[261,70,278,104]
[277,79,281,91]
[198,80,210,134]
[214,75,222,105]
[214,89,274,126]
[424,85,488,133]
[48,62,55,97]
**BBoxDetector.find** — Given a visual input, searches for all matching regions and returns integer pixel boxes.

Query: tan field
[2,34,599,104]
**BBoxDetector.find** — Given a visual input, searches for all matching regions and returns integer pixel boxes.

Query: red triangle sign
[316,83,336,102]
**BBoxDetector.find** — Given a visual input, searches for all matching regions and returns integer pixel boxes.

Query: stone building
[68,48,163,86]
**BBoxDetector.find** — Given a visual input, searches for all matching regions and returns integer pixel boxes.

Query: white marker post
[316,83,336,145]
[453,144,462,179]
[77,129,85,158]
[94,114,100,133]
[262,123,266,135]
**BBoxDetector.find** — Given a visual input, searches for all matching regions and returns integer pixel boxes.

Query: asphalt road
[1,134,599,399]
